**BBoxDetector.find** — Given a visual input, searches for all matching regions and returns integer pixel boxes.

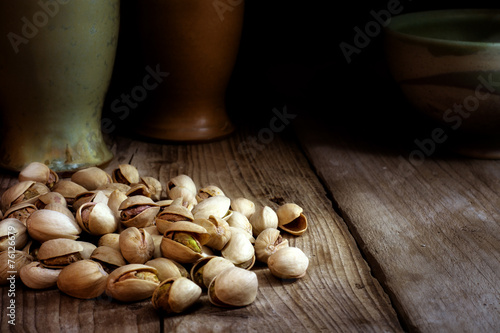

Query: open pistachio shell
[91,246,126,272]
[1,181,50,213]
[146,257,189,281]
[4,202,37,225]
[19,261,61,289]
[37,238,84,268]
[230,197,256,220]
[119,195,160,228]
[106,264,160,302]
[0,218,28,251]
[112,164,140,185]
[160,221,210,264]
[156,197,194,235]
[35,192,67,209]
[276,203,308,236]
[139,176,163,201]
[192,216,231,251]
[76,202,118,236]
[152,277,202,314]
[51,180,88,206]
[196,185,225,203]
[166,174,197,198]
[208,267,258,308]
[98,233,121,252]
[57,259,108,299]
[119,227,155,264]
[191,256,235,289]
[18,162,58,188]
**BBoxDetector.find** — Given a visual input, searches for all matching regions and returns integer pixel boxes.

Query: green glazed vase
[0,0,119,172]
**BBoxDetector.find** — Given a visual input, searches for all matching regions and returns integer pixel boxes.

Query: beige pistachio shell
[119,195,160,228]
[168,186,197,210]
[18,162,59,188]
[151,234,163,258]
[19,261,61,289]
[226,211,253,238]
[44,203,75,221]
[51,180,88,206]
[166,174,197,198]
[98,233,121,252]
[4,202,37,225]
[0,218,28,251]
[96,182,131,193]
[140,176,163,201]
[208,267,258,307]
[77,202,118,236]
[106,264,160,302]
[230,197,256,220]
[152,277,202,313]
[77,241,97,259]
[71,167,112,191]
[57,259,108,299]
[26,209,82,242]
[1,181,50,213]
[254,228,289,263]
[191,256,235,289]
[126,184,151,198]
[37,238,84,268]
[91,246,126,270]
[276,203,308,236]
[0,250,33,284]
[145,257,189,281]
[34,191,67,209]
[192,216,231,251]
[160,221,210,264]
[191,195,231,220]
[196,185,225,203]
[267,247,309,279]
[156,198,194,235]
[107,189,128,220]
[119,227,155,264]
[221,228,255,269]
[249,206,278,237]
[112,164,140,185]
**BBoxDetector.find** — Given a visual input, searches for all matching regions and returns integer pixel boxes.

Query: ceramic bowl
[385,9,500,159]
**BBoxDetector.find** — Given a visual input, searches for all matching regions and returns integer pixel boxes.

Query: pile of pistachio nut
[0,162,309,313]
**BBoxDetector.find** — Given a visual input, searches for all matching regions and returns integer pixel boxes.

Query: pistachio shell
[254,228,289,263]
[267,247,309,279]
[119,227,155,264]
[51,180,88,206]
[0,218,28,251]
[160,222,210,264]
[77,202,118,236]
[19,261,61,289]
[249,206,278,237]
[140,176,163,201]
[196,185,225,203]
[208,267,258,307]
[1,181,50,213]
[166,174,197,198]
[106,264,160,302]
[191,256,235,289]
[119,195,160,228]
[230,197,256,219]
[156,198,194,235]
[226,211,253,238]
[276,203,308,236]
[168,186,197,210]
[0,250,33,284]
[112,164,140,185]
[37,238,84,268]
[26,209,82,242]
[57,259,108,299]
[98,233,121,252]
[192,216,231,251]
[4,202,37,225]
[221,228,255,269]
[145,257,189,281]
[44,203,75,221]
[152,277,202,313]
[71,167,112,191]
[18,162,58,188]
[107,189,128,219]
[91,246,126,271]
[35,192,67,209]
[77,241,97,259]
[191,195,231,220]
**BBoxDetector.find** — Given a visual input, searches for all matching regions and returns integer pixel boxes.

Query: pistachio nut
[97,233,121,252]
[44,203,75,221]
[57,259,108,299]
[112,164,140,185]
[226,211,253,241]
[230,197,256,220]
[145,257,189,281]
[192,216,231,251]
[0,249,33,284]
[254,228,289,263]
[221,227,255,269]
[71,167,112,191]
[90,246,126,272]
[96,182,131,194]
[156,197,194,235]
[119,195,160,228]
[119,227,155,264]
[35,191,67,209]
[37,238,83,268]
[249,205,278,237]
[166,174,197,198]
[152,277,202,314]
[1,181,50,213]
[4,202,37,224]
[276,203,308,236]
[76,202,118,236]
[196,185,225,203]
[106,264,160,302]
[208,266,258,308]
[267,246,309,279]
[168,186,197,210]
[19,261,61,289]
[26,209,82,242]
[77,241,97,259]
[107,189,128,220]
[160,221,210,264]
[190,256,235,289]
[18,162,58,189]
[51,180,88,206]
[139,176,163,201]
[191,195,231,220]
[0,218,28,251]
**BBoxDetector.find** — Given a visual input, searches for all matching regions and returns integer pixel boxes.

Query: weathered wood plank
[1,128,402,332]
[295,115,500,332]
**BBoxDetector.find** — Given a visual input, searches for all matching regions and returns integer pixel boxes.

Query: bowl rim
[385,8,500,47]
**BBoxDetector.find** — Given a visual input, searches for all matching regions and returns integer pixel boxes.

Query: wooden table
[1,106,499,332]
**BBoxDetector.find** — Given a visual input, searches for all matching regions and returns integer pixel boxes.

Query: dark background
[103,1,499,146]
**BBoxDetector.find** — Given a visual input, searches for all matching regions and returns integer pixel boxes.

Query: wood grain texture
[0,129,401,332]
[295,115,500,333]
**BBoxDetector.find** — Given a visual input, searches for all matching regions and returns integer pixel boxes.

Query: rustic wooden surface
[0,127,403,332]
[294,114,500,333]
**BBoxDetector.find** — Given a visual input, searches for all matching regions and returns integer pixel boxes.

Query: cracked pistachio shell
[0,250,33,284]
[98,233,121,252]
[19,261,61,289]
[96,182,131,194]
[156,198,194,235]
[151,234,163,258]
[77,241,97,259]
[191,256,235,289]
[191,195,231,220]
[126,183,151,198]
[168,186,197,210]
[152,277,202,313]
[44,203,75,222]
[196,185,225,203]
[160,221,210,264]
[35,192,67,209]
[18,162,59,188]
[119,227,155,264]
[139,176,163,201]
[119,195,160,228]
[4,202,37,225]
[57,259,108,299]
[106,264,160,302]
[37,238,83,268]
[26,209,82,242]
[249,206,278,237]
[230,197,256,220]
[1,181,50,213]
[146,257,189,281]
[208,267,258,308]
[221,228,255,269]
[277,203,308,236]
[71,167,112,191]
[112,164,140,185]
[91,246,126,271]
[77,202,118,236]
[192,216,231,251]
[0,218,28,251]
[267,247,309,279]
[166,174,197,198]
[72,190,110,213]
[51,180,88,206]
[226,211,253,239]
[107,189,128,220]
[254,228,289,263]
